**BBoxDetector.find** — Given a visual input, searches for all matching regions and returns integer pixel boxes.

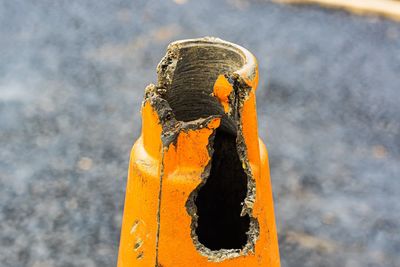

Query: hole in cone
[195,128,250,250]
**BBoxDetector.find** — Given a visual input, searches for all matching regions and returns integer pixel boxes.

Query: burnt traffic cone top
[118,37,280,267]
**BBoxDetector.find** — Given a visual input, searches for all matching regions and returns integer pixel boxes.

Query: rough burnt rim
[184,73,259,262]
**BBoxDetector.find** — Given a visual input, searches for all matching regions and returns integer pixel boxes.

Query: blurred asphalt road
[1,0,400,266]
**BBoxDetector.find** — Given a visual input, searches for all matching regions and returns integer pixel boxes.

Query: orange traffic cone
[118,37,280,267]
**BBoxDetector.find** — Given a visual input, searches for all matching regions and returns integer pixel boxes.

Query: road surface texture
[1,0,399,266]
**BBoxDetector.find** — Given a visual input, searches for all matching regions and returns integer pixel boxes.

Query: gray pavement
[1,0,399,266]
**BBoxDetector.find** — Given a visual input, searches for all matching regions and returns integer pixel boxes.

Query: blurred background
[1,0,399,266]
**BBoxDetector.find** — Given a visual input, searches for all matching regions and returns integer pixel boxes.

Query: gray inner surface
[164,46,243,133]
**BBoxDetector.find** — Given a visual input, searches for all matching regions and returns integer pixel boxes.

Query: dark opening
[159,42,251,250]
[194,128,250,250]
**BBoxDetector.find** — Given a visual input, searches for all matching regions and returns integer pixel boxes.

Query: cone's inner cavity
[195,128,250,250]
[164,45,244,133]
[162,43,250,251]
